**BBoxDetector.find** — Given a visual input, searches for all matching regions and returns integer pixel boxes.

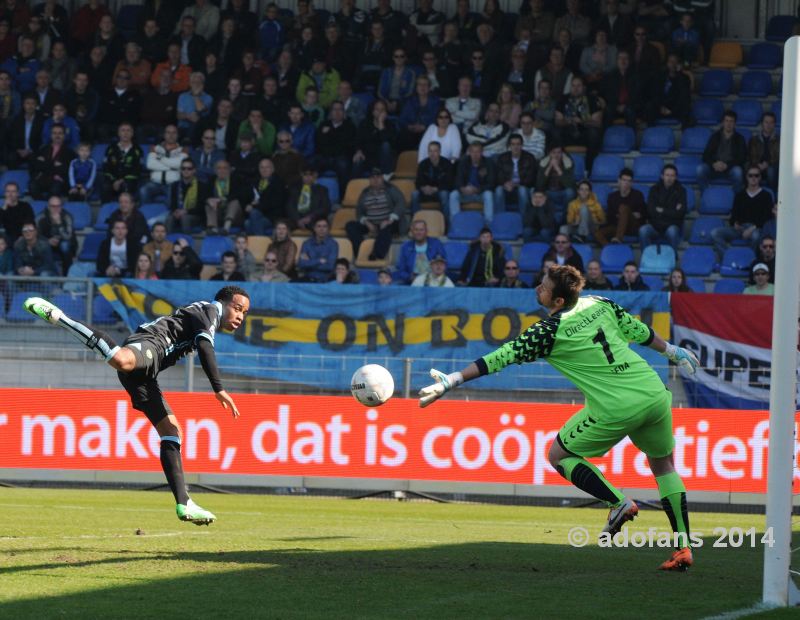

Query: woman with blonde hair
[270,219,297,279]
[134,252,158,280]
[496,82,521,129]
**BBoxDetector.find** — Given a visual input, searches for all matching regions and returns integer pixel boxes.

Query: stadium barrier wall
[1,388,796,505]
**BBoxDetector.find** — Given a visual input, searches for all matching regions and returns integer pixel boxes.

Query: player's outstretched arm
[418,363,481,408]
[648,332,700,374]
[196,338,242,418]
[215,390,241,418]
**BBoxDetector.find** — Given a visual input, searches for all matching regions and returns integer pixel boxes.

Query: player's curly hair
[215,285,249,303]
[547,265,585,308]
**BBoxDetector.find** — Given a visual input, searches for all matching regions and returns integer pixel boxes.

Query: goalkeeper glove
[662,343,700,375]
[418,369,464,408]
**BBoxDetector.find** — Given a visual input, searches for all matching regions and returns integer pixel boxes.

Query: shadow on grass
[0,536,765,620]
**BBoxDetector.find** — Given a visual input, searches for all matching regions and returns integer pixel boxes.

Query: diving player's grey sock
[56,313,119,362]
[160,436,190,505]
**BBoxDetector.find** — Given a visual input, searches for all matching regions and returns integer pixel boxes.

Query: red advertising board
[0,389,795,494]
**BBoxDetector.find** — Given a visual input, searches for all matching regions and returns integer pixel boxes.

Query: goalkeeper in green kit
[419,264,700,571]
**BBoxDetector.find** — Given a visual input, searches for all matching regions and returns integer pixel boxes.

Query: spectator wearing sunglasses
[711,166,774,259]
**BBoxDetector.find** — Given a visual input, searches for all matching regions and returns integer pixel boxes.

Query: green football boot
[176,499,217,526]
[23,297,63,324]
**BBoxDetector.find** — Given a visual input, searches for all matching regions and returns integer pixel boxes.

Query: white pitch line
[701,603,780,619]
[0,531,207,541]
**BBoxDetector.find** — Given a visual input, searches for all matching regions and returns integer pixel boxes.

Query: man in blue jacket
[394,219,446,284]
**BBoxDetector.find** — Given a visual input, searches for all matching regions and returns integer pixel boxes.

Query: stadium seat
[689,216,724,245]
[686,277,707,293]
[739,71,773,97]
[166,233,193,246]
[601,126,635,153]
[444,241,468,276]
[0,292,4,319]
[747,43,781,70]
[699,69,733,97]
[700,186,735,216]
[765,15,797,42]
[491,212,522,240]
[692,99,724,126]
[357,268,379,285]
[674,155,701,184]
[639,127,675,154]
[53,294,87,321]
[391,179,414,205]
[92,294,118,324]
[0,169,30,195]
[354,238,390,268]
[681,246,716,276]
[117,4,143,39]
[63,202,92,229]
[518,242,549,273]
[341,179,369,208]
[639,244,676,275]
[685,188,696,212]
[140,203,168,226]
[414,210,445,238]
[448,211,484,240]
[77,232,106,262]
[732,100,763,127]
[330,207,356,236]
[394,150,418,179]
[592,184,613,208]
[632,156,663,183]
[7,291,39,322]
[352,92,375,111]
[199,235,234,264]
[642,275,664,291]
[334,237,353,262]
[30,200,48,217]
[247,236,271,262]
[91,144,108,169]
[720,247,756,276]
[590,154,624,182]
[708,42,742,68]
[571,153,586,180]
[600,243,633,274]
[772,100,782,128]
[94,202,118,230]
[713,279,745,294]
[572,243,592,267]
[679,127,712,154]
[316,177,340,205]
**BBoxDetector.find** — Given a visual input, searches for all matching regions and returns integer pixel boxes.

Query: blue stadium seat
[518,242,550,273]
[590,154,625,182]
[765,15,796,42]
[700,186,735,216]
[0,169,30,195]
[53,294,87,321]
[640,244,676,275]
[357,269,378,285]
[64,261,95,292]
[491,212,522,240]
[78,232,106,262]
[685,188,696,212]
[642,275,664,291]
[686,277,707,293]
[600,243,633,273]
[639,127,675,154]
[448,211,484,240]
[772,100,782,128]
[91,144,108,169]
[680,127,712,154]
[720,247,756,276]
[444,241,468,276]
[699,69,733,97]
[689,216,724,245]
[713,279,745,294]
[601,126,635,153]
[140,203,168,226]
[748,43,782,69]
[571,153,586,180]
[64,202,92,229]
[199,235,235,264]
[0,292,5,319]
[572,243,593,268]
[739,71,773,97]
[732,100,763,127]
[592,184,613,208]
[681,246,716,276]
[632,156,663,183]
[92,294,118,324]
[117,4,144,39]
[167,233,194,246]
[353,92,375,111]
[7,291,39,322]
[674,155,701,184]
[94,202,118,231]
[692,99,724,126]
[317,177,340,204]
[30,200,48,217]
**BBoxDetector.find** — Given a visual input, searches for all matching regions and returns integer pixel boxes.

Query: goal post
[762,35,800,608]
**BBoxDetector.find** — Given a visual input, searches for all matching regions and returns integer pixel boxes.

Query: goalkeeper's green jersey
[476,296,665,419]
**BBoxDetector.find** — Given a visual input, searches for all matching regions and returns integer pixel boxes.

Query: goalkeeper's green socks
[657,471,690,547]
[557,456,626,506]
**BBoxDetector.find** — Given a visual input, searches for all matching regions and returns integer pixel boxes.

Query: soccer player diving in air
[24,285,250,525]
[419,264,700,571]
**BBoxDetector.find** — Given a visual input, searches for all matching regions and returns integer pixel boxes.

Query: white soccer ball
[350,364,395,406]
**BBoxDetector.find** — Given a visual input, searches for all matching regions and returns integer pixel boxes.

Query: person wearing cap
[296,56,341,110]
[285,167,331,232]
[347,169,406,260]
[412,254,454,287]
[743,263,774,296]
[395,218,447,284]
[749,235,775,284]
[377,268,393,286]
[458,227,505,287]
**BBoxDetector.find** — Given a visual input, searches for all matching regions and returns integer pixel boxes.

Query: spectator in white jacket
[417,108,462,163]
[445,76,482,132]
[514,112,547,161]
[139,124,189,204]
[465,103,511,158]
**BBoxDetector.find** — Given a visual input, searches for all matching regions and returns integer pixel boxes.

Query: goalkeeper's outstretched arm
[648,331,700,375]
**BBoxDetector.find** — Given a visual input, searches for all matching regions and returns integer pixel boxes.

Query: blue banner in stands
[95,279,671,393]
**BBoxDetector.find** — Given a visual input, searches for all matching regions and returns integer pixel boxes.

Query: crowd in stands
[0,0,784,296]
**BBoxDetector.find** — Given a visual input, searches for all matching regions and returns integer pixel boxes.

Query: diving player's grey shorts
[117,335,173,426]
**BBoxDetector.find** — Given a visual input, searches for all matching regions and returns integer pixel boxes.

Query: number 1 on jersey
[592,328,615,364]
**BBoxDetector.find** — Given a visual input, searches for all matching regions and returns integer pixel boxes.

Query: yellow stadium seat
[330,207,356,236]
[335,237,354,262]
[391,179,415,205]
[394,150,418,179]
[341,178,369,208]
[708,42,742,68]
[247,236,271,262]
[412,211,445,238]
[354,238,390,268]
[200,265,220,280]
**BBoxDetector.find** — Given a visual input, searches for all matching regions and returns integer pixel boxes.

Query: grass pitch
[0,488,794,619]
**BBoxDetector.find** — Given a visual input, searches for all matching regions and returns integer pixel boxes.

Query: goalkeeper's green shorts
[558,389,675,459]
